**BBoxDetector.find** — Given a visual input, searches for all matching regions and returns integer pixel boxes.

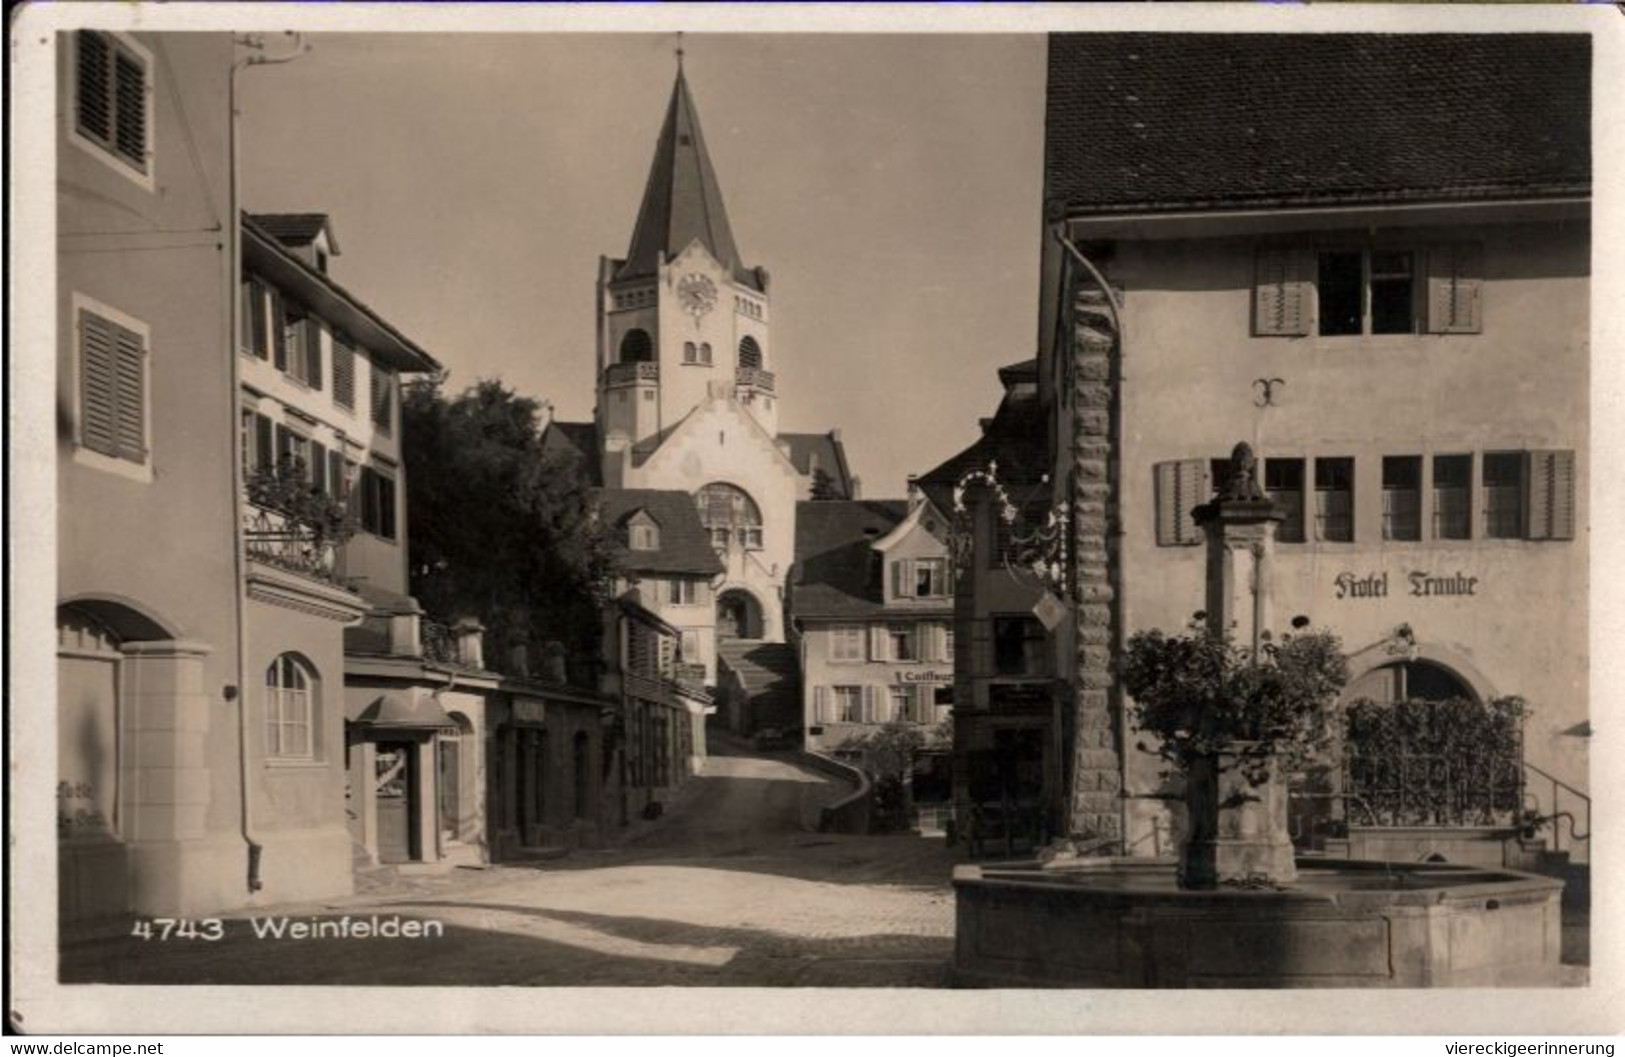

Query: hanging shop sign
[1333,570,1480,600]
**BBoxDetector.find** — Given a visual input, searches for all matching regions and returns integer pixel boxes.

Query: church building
[545,62,855,731]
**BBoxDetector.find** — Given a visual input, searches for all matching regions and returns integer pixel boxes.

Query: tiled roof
[915,389,1048,516]
[618,71,765,292]
[542,420,601,485]
[790,499,940,621]
[1045,33,1591,214]
[781,431,855,499]
[246,212,338,251]
[593,488,725,577]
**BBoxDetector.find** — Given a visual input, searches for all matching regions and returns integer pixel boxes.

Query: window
[888,624,919,662]
[993,616,1046,677]
[683,342,697,364]
[890,686,917,725]
[699,342,712,365]
[74,31,149,177]
[275,301,323,389]
[1433,454,1471,540]
[738,335,762,370]
[332,335,356,410]
[1483,453,1524,539]
[833,686,861,724]
[696,483,762,550]
[265,654,315,759]
[620,328,653,364]
[829,625,865,663]
[1382,456,1422,541]
[899,557,949,598]
[77,306,148,465]
[370,366,394,436]
[1314,457,1354,542]
[628,516,659,551]
[1527,450,1578,541]
[668,579,697,606]
[240,278,271,359]
[1154,460,1210,546]
[1317,249,1416,336]
[1265,458,1305,543]
[359,464,398,541]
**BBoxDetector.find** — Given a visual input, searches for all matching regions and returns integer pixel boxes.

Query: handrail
[1523,760,1591,853]
[1524,760,1590,804]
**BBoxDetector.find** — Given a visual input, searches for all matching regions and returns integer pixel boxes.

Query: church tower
[594,62,802,647]
[596,66,779,458]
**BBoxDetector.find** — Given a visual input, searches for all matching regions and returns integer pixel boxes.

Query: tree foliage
[402,376,619,682]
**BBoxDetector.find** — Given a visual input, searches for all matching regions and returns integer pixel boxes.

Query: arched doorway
[1343,659,1479,705]
[716,588,764,641]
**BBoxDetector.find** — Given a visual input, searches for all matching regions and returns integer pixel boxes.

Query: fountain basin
[953,856,1563,988]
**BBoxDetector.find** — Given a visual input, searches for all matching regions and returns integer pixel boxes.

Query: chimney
[906,474,921,507]
[453,617,486,670]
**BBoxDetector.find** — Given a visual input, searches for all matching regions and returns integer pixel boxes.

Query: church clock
[677,273,718,322]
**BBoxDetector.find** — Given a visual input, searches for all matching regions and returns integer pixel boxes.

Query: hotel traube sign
[1333,571,1481,600]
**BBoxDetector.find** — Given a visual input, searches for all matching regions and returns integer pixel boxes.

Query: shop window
[1314,457,1354,542]
[1432,454,1472,540]
[265,653,316,759]
[993,616,1046,677]
[1265,458,1305,543]
[1382,456,1422,541]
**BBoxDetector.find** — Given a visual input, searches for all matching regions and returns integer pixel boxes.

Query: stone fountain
[952,443,1564,988]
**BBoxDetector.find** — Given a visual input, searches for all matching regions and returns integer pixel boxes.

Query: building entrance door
[966,727,1047,856]
[374,743,416,864]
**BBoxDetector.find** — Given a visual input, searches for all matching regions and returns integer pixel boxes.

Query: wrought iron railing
[604,361,660,387]
[1343,697,1525,829]
[1523,760,1590,857]
[243,506,347,586]
[734,366,775,392]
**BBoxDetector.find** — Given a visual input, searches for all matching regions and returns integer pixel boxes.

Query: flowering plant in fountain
[1120,613,1349,782]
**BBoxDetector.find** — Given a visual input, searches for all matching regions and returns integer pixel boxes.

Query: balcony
[604,361,660,387]
[243,505,348,586]
[735,366,775,393]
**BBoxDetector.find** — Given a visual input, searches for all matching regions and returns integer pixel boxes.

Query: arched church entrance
[716,588,765,641]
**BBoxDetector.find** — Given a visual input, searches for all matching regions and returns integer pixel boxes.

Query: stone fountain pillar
[1183,442,1295,887]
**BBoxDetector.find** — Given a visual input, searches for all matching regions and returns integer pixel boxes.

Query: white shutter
[813,686,829,724]
[1156,459,1208,546]
[79,311,120,458]
[860,686,877,724]
[1426,243,1484,334]
[869,624,887,662]
[1254,246,1310,337]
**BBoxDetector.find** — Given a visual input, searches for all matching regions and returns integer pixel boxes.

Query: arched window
[738,335,762,370]
[266,653,316,758]
[1344,659,1477,705]
[699,342,712,365]
[696,482,763,550]
[620,328,653,364]
[683,342,697,364]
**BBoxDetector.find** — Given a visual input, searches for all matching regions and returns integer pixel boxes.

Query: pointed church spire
[618,63,761,290]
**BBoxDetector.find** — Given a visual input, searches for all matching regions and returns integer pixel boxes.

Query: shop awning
[354,693,463,733]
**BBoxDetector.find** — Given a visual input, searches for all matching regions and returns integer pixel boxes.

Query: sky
[237,32,1047,498]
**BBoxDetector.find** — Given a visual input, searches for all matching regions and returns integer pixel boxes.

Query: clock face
[677,274,718,321]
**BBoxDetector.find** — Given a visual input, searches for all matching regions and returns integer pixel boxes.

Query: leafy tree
[847,722,928,832]
[809,467,841,500]
[402,375,619,683]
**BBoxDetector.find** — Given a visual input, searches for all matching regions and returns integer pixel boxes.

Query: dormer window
[627,511,660,551]
[316,247,329,273]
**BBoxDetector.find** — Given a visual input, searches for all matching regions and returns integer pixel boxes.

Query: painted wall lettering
[1334,570,1480,599]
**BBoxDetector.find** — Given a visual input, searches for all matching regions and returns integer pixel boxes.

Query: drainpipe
[1053,226,1131,851]
[229,34,307,894]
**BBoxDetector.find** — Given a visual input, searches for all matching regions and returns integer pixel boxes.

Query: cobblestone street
[61,741,960,987]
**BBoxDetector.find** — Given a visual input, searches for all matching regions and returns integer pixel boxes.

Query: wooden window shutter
[890,560,903,600]
[111,324,146,461]
[1253,246,1310,337]
[869,624,887,662]
[78,311,120,457]
[253,414,274,471]
[112,49,147,170]
[310,440,328,494]
[305,317,324,390]
[327,448,345,499]
[332,336,356,408]
[1426,243,1484,334]
[814,686,829,724]
[1526,450,1576,541]
[860,686,878,724]
[1155,459,1208,546]
[76,32,113,146]
[271,289,288,370]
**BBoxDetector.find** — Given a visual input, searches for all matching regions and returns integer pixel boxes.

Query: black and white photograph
[8,1,1622,1039]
